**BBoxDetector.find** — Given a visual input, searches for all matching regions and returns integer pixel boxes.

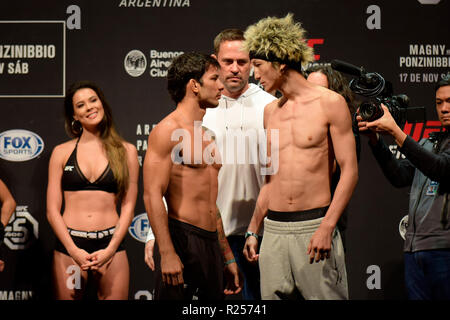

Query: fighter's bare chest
[266,105,329,147]
[172,129,221,169]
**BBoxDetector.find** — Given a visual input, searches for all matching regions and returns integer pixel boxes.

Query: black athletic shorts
[153,218,224,300]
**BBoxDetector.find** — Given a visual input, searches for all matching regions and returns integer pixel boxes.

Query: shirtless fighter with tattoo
[143,52,242,300]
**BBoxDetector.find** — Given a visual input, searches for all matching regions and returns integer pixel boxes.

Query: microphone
[331,59,381,88]
[330,59,364,77]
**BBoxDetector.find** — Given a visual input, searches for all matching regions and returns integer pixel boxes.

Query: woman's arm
[86,143,139,269]
[0,179,16,227]
[107,143,139,253]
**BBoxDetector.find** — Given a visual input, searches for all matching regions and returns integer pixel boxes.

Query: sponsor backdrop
[0,0,448,300]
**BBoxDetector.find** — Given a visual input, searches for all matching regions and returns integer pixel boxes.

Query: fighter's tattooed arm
[216,207,233,261]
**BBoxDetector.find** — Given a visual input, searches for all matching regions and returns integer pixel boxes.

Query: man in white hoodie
[202,29,276,300]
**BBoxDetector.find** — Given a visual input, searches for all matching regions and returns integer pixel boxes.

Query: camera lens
[359,101,384,122]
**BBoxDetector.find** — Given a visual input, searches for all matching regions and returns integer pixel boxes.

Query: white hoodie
[202,83,276,236]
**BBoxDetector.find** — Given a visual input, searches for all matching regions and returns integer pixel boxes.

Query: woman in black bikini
[46,81,139,299]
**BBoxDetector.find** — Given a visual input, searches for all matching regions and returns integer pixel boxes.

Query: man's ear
[211,53,218,60]
[189,79,200,94]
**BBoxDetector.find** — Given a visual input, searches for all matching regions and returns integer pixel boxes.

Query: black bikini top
[61,140,118,194]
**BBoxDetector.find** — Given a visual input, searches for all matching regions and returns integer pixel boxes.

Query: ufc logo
[307,39,324,61]
[403,121,444,142]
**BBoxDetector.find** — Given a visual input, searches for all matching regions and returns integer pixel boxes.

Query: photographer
[0,178,16,272]
[357,75,450,300]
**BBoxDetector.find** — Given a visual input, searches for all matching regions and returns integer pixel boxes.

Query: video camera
[331,60,425,127]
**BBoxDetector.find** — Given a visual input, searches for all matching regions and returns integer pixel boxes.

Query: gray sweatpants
[259,217,348,300]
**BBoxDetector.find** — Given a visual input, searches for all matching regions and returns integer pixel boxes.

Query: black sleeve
[369,136,416,188]
[399,136,450,183]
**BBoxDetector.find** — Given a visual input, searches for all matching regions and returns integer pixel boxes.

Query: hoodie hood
[203,82,275,134]
[221,83,262,102]
[220,84,264,130]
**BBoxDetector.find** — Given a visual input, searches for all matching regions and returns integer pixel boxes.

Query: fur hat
[244,13,314,69]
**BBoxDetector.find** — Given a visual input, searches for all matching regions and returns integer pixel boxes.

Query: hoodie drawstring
[224,97,244,131]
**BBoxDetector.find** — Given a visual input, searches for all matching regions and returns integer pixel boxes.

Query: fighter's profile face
[197,65,224,109]
[216,40,251,94]
[252,59,280,93]
[72,88,105,130]
[436,85,450,128]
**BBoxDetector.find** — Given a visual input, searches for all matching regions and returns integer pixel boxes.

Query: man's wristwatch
[244,231,259,240]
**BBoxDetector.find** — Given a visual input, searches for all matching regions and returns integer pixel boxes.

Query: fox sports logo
[128,213,150,243]
[0,129,44,162]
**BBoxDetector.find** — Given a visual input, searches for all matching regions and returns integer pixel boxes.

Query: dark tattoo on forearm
[216,209,232,257]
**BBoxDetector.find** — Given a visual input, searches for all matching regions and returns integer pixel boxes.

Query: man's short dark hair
[167,52,220,104]
[435,74,450,92]
[213,29,245,55]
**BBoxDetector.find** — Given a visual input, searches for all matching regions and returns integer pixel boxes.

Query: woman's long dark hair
[306,65,357,116]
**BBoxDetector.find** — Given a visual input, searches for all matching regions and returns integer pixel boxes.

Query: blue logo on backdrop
[128,213,149,243]
[0,129,44,162]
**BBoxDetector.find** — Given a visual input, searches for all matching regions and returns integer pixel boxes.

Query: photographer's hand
[365,104,407,147]
[356,109,379,146]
